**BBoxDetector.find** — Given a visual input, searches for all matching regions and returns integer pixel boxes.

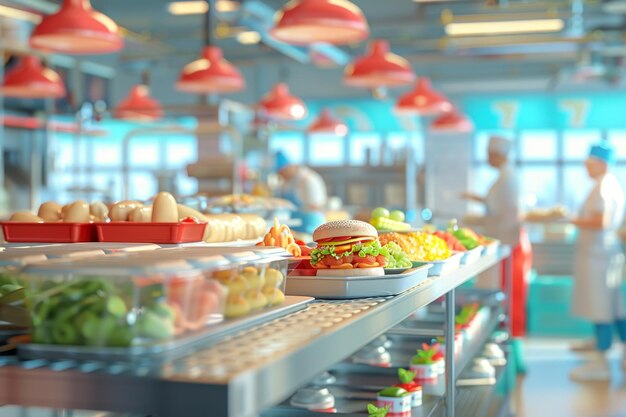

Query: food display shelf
[0,247,510,417]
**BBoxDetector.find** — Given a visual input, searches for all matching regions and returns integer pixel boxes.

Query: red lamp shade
[396,78,452,116]
[176,46,245,94]
[430,109,473,133]
[114,85,163,121]
[344,40,415,88]
[1,55,66,99]
[258,83,307,120]
[270,0,369,45]
[308,109,348,135]
[30,0,123,55]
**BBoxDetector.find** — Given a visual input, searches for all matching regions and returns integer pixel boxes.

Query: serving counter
[0,245,512,417]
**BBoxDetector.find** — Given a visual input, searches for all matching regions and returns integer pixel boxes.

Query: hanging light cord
[204,0,213,46]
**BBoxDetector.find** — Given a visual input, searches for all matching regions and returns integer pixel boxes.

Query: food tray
[285,265,432,299]
[1,222,97,243]
[482,240,500,256]
[412,252,463,276]
[17,296,313,362]
[96,222,207,244]
[460,246,483,265]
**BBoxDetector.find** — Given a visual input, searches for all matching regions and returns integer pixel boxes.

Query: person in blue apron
[275,151,327,234]
[569,142,626,382]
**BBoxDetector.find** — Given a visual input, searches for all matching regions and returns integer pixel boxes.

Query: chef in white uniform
[462,135,531,337]
[569,142,626,382]
[275,151,327,234]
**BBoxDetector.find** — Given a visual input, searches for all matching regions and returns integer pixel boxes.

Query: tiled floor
[515,339,626,417]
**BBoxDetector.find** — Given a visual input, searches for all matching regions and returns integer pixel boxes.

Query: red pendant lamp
[396,77,452,116]
[176,3,244,94]
[176,46,245,94]
[1,55,66,99]
[258,83,307,120]
[114,85,163,121]
[308,109,348,136]
[344,40,415,88]
[430,109,473,133]
[30,0,123,55]
[270,0,369,45]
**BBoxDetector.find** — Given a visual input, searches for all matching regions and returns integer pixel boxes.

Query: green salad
[380,242,412,269]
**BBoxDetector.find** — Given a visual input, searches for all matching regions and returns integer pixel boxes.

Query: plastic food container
[96,222,207,244]
[17,259,226,348]
[1,222,97,243]
[162,246,289,316]
[460,246,483,265]
[482,240,500,256]
[413,252,463,276]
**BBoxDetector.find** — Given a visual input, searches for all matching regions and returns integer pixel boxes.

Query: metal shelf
[0,247,510,417]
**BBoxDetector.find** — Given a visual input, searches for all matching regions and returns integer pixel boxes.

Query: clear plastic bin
[18,258,227,348]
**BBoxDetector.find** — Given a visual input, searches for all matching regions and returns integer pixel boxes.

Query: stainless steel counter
[0,248,510,417]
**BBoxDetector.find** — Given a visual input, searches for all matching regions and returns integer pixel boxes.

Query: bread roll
[9,212,44,223]
[110,201,143,221]
[63,200,90,223]
[177,204,208,222]
[37,201,62,222]
[204,217,226,243]
[151,192,178,223]
[238,214,267,239]
[89,201,109,222]
[129,206,152,222]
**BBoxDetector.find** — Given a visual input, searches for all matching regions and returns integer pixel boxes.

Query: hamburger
[310,220,386,277]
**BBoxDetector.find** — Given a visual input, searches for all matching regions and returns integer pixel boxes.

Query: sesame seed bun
[313,220,378,242]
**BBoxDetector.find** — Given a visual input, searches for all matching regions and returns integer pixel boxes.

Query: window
[607,130,626,159]
[309,135,344,166]
[519,166,558,209]
[563,130,601,160]
[269,133,304,165]
[350,133,380,166]
[519,131,557,161]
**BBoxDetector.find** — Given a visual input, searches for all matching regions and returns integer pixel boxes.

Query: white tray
[460,246,483,265]
[285,265,432,299]
[482,241,500,256]
[413,252,463,276]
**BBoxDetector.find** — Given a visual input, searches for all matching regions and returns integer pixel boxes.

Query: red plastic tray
[96,222,207,244]
[1,222,98,243]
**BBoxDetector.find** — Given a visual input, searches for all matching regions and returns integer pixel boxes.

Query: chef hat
[274,151,291,172]
[488,135,513,155]
[589,142,616,165]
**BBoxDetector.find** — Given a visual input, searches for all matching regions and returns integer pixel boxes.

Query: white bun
[313,220,378,242]
[316,267,385,277]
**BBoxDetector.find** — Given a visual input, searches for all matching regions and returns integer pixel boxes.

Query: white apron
[476,164,521,289]
[572,173,626,322]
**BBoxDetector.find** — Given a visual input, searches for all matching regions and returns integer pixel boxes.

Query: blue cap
[589,142,616,164]
[275,151,291,172]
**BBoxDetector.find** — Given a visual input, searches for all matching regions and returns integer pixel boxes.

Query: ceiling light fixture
[344,40,415,88]
[237,31,261,45]
[395,78,452,116]
[215,0,240,13]
[1,55,66,99]
[30,0,123,55]
[270,0,369,45]
[308,109,348,135]
[168,1,209,15]
[258,83,307,120]
[445,19,564,37]
[176,1,245,94]
[430,109,473,133]
[114,84,163,121]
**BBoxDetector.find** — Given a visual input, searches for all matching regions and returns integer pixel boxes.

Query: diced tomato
[352,255,376,265]
[181,216,199,224]
[376,255,387,267]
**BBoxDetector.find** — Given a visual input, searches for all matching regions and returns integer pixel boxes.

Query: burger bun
[313,220,378,242]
